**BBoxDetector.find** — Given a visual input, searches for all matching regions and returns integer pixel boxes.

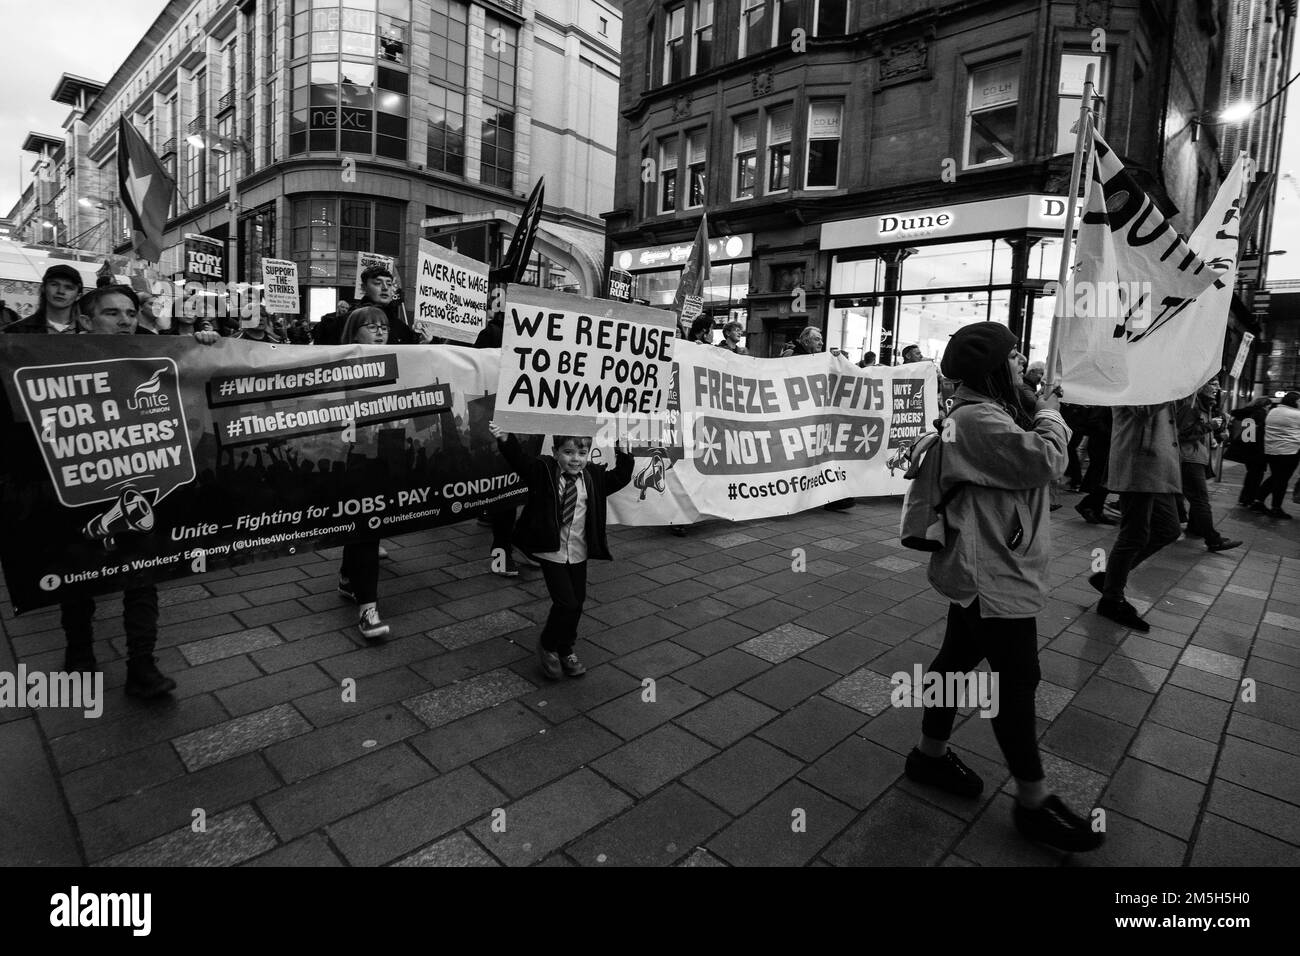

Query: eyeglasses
[359,322,388,332]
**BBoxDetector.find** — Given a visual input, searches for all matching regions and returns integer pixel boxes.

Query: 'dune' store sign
[183,234,226,283]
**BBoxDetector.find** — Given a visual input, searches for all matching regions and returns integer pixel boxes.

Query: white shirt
[534,470,588,565]
[1264,405,1300,456]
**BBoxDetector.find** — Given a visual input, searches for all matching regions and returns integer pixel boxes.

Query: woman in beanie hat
[903,321,1103,853]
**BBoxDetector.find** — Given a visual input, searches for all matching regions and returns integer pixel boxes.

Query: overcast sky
[0,0,168,215]
[0,0,1296,274]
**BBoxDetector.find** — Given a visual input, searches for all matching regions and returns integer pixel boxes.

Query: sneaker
[377,545,390,560]
[125,657,177,699]
[537,641,562,680]
[338,576,357,603]
[63,649,98,673]
[904,747,984,798]
[1267,508,1293,520]
[358,607,390,641]
[1087,571,1106,594]
[492,554,520,577]
[1013,794,1105,853]
[1096,597,1150,632]
[560,652,587,677]
[1207,538,1242,553]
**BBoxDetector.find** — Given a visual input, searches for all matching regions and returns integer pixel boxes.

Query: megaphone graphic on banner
[633,448,672,501]
[84,488,156,551]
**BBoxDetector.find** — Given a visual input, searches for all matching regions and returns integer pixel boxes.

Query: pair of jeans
[920,598,1044,783]
[1180,460,1223,545]
[539,559,587,655]
[1259,453,1300,510]
[1102,493,1182,601]
[60,584,159,661]
[341,539,380,604]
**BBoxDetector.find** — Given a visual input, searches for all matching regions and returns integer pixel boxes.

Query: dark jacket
[1176,392,1222,466]
[3,309,72,334]
[316,299,419,345]
[496,434,633,560]
[474,315,503,349]
[1226,403,1269,464]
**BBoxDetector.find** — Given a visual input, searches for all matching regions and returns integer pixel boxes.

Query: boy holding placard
[487,423,632,679]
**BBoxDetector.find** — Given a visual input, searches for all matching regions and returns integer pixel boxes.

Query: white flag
[1056,129,1235,405]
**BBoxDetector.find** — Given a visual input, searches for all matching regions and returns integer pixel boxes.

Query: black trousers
[61,584,159,661]
[1260,453,1300,510]
[489,506,516,556]
[539,559,587,655]
[920,598,1044,783]
[1239,457,1267,504]
[1102,492,1181,602]
[341,539,380,604]
[1181,460,1223,545]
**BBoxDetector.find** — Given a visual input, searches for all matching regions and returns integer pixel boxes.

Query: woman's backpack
[898,402,980,551]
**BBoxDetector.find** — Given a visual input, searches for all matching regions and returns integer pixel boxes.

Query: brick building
[9,0,622,316]
[605,0,1282,362]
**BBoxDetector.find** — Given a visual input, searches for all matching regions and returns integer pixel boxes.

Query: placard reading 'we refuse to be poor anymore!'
[493,286,678,437]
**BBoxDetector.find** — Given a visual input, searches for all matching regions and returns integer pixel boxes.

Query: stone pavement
[2,463,1299,867]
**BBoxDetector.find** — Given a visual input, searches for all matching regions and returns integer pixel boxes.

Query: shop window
[766,106,793,194]
[664,5,686,84]
[429,0,468,86]
[814,0,849,36]
[692,0,714,74]
[1056,52,1107,154]
[427,85,465,175]
[659,137,679,212]
[687,129,708,208]
[805,101,842,189]
[733,115,757,200]
[290,196,404,280]
[965,59,1019,168]
[739,0,767,57]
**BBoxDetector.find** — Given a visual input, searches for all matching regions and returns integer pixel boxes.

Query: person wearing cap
[1091,398,1185,632]
[317,267,421,345]
[3,264,84,334]
[1176,379,1241,552]
[1254,391,1300,518]
[905,320,1103,853]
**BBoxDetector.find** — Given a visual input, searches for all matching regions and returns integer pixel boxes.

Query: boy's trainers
[904,747,984,798]
[560,652,587,677]
[358,607,390,641]
[537,641,562,680]
[1013,794,1105,853]
[338,576,357,603]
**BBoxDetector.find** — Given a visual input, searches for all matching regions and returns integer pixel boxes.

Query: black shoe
[1268,508,1293,520]
[560,652,587,677]
[1013,794,1105,853]
[1250,500,1269,514]
[125,657,177,699]
[823,498,856,512]
[1207,538,1242,553]
[63,649,99,673]
[904,747,984,798]
[1097,597,1151,632]
[670,526,687,537]
[537,641,562,680]
[338,576,357,603]
[1087,571,1106,594]
[1075,505,1117,525]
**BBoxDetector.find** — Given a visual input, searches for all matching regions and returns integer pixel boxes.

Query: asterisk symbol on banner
[854,423,879,454]
[698,424,720,466]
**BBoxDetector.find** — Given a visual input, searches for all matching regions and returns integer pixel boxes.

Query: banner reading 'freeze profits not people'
[0,335,527,613]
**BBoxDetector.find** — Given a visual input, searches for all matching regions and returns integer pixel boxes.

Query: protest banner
[494,286,678,438]
[0,336,528,613]
[1229,331,1255,380]
[261,258,300,314]
[605,342,939,524]
[353,251,397,298]
[183,234,225,283]
[412,239,490,343]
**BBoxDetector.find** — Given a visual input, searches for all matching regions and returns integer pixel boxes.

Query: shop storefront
[821,194,1078,365]
[611,232,754,340]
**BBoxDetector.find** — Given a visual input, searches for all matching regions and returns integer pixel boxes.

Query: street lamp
[187,129,250,285]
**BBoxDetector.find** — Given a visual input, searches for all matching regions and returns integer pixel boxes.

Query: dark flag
[671,213,711,328]
[117,117,176,263]
[492,177,544,284]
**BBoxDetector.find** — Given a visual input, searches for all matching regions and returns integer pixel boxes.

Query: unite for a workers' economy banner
[0,336,526,613]
[1055,127,1239,405]
[605,343,939,524]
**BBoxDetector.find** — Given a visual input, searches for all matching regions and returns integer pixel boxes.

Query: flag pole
[1044,63,1096,391]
